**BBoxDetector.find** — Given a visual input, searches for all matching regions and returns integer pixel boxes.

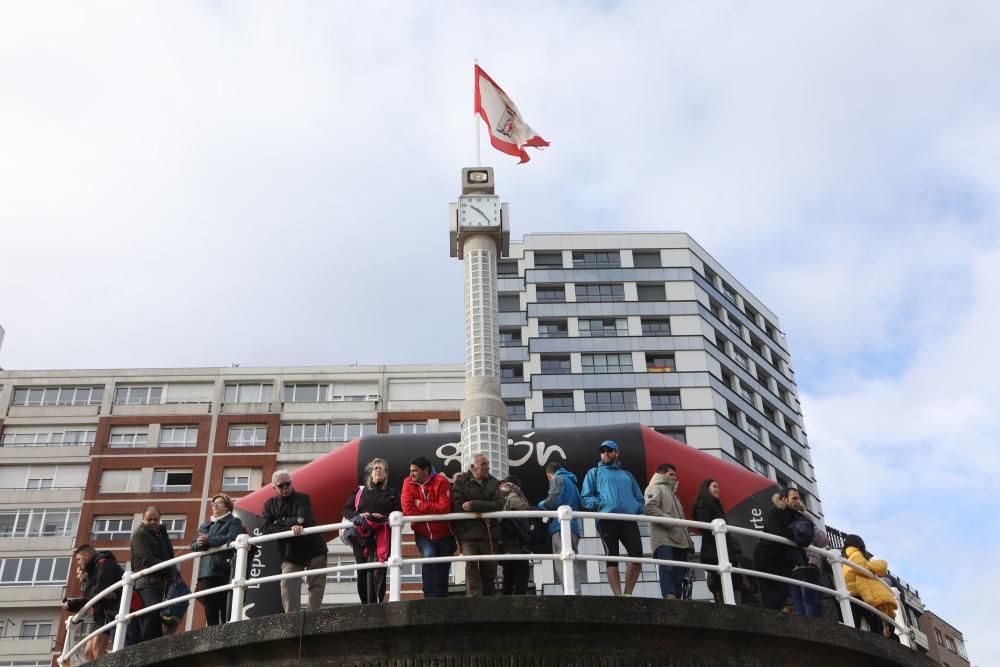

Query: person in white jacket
[644,463,693,599]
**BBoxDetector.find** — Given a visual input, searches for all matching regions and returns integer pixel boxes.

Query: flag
[474,65,549,164]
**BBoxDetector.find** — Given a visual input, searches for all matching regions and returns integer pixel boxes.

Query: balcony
[281,400,379,418]
[0,584,65,607]
[111,399,212,416]
[0,487,84,504]
[279,440,348,462]
[0,444,91,461]
[222,401,274,415]
[7,404,101,418]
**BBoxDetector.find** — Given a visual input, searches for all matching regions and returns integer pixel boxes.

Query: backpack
[525,516,552,554]
[789,518,815,548]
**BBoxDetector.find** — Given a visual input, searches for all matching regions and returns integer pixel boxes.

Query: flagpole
[474,59,481,167]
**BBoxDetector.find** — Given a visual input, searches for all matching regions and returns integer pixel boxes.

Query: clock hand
[470,205,491,222]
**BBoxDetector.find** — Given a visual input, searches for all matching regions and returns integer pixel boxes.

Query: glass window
[389,423,428,434]
[151,470,193,492]
[575,283,624,302]
[279,423,330,442]
[578,318,628,337]
[505,401,526,420]
[228,425,267,447]
[91,516,134,540]
[20,621,53,639]
[499,328,522,347]
[224,383,273,403]
[745,421,762,441]
[721,283,738,303]
[113,386,163,405]
[108,427,149,448]
[654,428,686,443]
[584,390,638,411]
[540,356,571,374]
[572,251,620,268]
[645,353,675,372]
[538,320,568,338]
[752,456,768,476]
[733,350,749,370]
[641,318,671,336]
[222,468,254,492]
[542,393,574,413]
[330,422,376,441]
[159,426,198,447]
[935,629,943,645]
[632,251,661,268]
[581,353,633,374]
[536,285,566,302]
[945,636,956,652]
[500,364,524,382]
[650,392,681,410]
[10,386,103,407]
[637,284,666,302]
[0,508,79,538]
[498,295,521,312]
[533,252,563,267]
[283,383,329,402]
[497,261,518,276]
[160,516,186,539]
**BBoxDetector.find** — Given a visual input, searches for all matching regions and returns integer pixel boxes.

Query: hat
[599,440,619,452]
[501,475,521,487]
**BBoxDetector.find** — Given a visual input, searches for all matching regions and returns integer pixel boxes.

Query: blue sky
[2,2,998,662]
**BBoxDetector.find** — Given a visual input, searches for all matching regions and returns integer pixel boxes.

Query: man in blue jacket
[538,461,585,594]
[581,440,644,596]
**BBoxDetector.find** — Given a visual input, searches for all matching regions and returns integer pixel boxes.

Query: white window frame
[228,425,267,447]
[158,426,198,448]
[91,516,135,541]
[222,468,253,492]
[108,427,149,449]
[10,386,103,407]
[224,383,273,404]
[389,423,427,435]
[151,469,193,493]
[113,386,164,405]
[279,423,330,443]
[0,508,80,538]
[282,384,331,403]
[98,469,141,493]
[330,422,376,442]
[160,515,186,539]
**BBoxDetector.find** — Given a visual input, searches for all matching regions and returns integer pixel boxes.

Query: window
[533,252,563,268]
[505,401,526,420]
[0,508,80,538]
[1,428,97,447]
[956,638,969,659]
[330,422,376,441]
[500,364,524,382]
[542,393,574,413]
[0,557,70,586]
[280,423,330,442]
[113,386,163,405]
[228,425,267,447]
[581,353,633,374]
[224,383,273,403]
[540,356,571,375]
[740,386,754,403]
[578,318,628,337]
[498,295,521,312]
[752,456,768,476]
[650,391,681,410]
[19,622,53,639]
[745,420,762,442]
[108,426,149,448]
[646,353,675,372]
[99,469,141,493]
[159,426,198,447]
[935,629,944,645]
[572,250,620,268]
[641,318,671,336]
[499,328,522,347]
[726,317,741,335]
[585,390,638,411]
[733,350,749,370]
[538,320,568,338]
[654,428,686,443]
[945,636,956,652]
[575,283,624,302]
[151,469,193,493]
[282,384,330,402]
[721,283,738,304]
[222,467,255,492]
[632,251,661,268]
[536,285,566,302]
[637,284,666,302]
[10,386,104,407]
[91,516,134,540]
[389,422,427,434]
[497,261,518,276]
[24,477,53,490]
[160,516,186,539]
[733,443,749,469]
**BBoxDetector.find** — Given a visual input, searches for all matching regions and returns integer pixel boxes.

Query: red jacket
[401,472,453,541]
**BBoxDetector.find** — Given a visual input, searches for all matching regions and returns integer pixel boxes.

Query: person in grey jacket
[130,506,175,643]
[644,464,693,599]
[190,494,244,625]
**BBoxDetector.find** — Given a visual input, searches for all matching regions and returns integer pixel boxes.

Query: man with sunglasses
[581,440,645,596]
[262,470,328,612]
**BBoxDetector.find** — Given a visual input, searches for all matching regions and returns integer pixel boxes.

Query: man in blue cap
[581,439,645,596]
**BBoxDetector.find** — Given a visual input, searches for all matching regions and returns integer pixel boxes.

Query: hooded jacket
[537,467,582,536]
[190,512,244,580]
[644,472,694,552]
[843,546,898,617]
[751,493,806,576]
[130,523,177,591]
[581,460,644,515]
[401,471,454,541]
[65,550,124,624]
[262,490,328,565]
[451,471,503,543]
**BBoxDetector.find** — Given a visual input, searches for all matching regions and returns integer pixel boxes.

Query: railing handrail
[58,509,912,665]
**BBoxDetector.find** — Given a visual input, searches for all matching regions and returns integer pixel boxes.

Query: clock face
[458,195,500,228]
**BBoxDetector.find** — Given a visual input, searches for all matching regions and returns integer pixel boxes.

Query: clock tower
[449,167,511,478]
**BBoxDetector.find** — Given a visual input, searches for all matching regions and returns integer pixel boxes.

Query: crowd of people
[63,439,900,658]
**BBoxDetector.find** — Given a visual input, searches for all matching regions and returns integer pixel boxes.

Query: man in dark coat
[63,544,124,661]
[129,506,175,643]
[261,469,328,612]
[452,453,504,596]
[752,487,808,610]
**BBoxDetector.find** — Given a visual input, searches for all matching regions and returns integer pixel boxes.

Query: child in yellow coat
[841,534,897,637]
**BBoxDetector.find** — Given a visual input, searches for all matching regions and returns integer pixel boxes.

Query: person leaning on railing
[400,456,456,599]
[452,453,504,597]
[342,458,400,604]
[751,487,807,611]
[691,479,746,604]
[537,461,584,595]
[129,506,175,644]
[190,494,244,626]
[497,475,531,595]
[842,534,898,638]
[643,464,693,600]
[62,544,123,661]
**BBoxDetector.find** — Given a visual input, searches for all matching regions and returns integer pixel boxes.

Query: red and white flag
[474,65,549,164]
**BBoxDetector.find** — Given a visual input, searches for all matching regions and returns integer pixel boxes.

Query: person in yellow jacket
[841,534,897,637]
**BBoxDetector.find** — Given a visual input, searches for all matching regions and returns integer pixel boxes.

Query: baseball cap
[599,440,619,452]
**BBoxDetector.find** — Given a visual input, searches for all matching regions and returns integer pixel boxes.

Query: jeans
[414,533,456,598]
[654,545,689,599]
[790,565,821,617]
[136,587,164,643]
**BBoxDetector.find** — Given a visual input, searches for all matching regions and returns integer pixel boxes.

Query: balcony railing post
[57,617,73,666]
[111,569,133,652]
[889,587,912,648]
[229,533,251,623]
[828,549,855,627]
[711,518,736,605]
[557,505,576,596]
[387,511,404,602]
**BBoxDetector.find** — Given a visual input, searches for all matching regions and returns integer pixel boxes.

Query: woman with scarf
[190,494,244,625]
[498,475,531,595]
[343,458,401,603]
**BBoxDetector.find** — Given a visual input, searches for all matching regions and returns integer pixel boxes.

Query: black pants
[759,577,790,611]
[198,576,229,626]
[352,545,386,604]
[136,587,164,642]
[501,558,529,595]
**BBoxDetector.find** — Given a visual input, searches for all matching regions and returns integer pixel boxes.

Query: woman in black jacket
[343,457,401,603]
[692,478,742,603]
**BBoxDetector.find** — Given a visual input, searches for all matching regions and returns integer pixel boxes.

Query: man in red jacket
[401,456,456,598]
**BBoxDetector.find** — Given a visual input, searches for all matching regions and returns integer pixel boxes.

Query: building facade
[919,610,972,666]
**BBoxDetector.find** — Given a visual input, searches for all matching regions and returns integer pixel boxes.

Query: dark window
[654,428,686,443]
[579,318,628,337]
[640,318,671,335]
[536,285,566,302]
[540,356,571,374]
[538,320,568,338]
[733,443,749,469]
[584,390,638,411]
[572,251,620,268]
[533,252,563,268]
[499,328,522,347]
[632,251,661,268]
[498,295,521,312]
[646,353,675,372]
[721,282,738,304]
[500,364,524,383]
[497,262,518,276]
[575,283,624,302]
[581,353,633,374]
[637,283,666,301]
[650,391,681,410]
[505,401,526,420]
[542,393,574,413]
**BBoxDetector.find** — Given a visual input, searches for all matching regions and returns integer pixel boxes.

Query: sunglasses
[599,448,616,454]
[275,481,291,489]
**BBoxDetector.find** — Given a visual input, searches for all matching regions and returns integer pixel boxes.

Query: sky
[1,1,998,661]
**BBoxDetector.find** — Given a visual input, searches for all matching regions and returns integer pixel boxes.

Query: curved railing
[58,509,913,665]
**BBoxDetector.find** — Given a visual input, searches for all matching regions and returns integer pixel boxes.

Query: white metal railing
[58,509,913,665]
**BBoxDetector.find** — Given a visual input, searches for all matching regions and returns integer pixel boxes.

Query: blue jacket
[537,468,582,536]
[581,461,644,515]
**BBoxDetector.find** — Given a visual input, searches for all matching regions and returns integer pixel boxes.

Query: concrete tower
[450,167,511,477]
